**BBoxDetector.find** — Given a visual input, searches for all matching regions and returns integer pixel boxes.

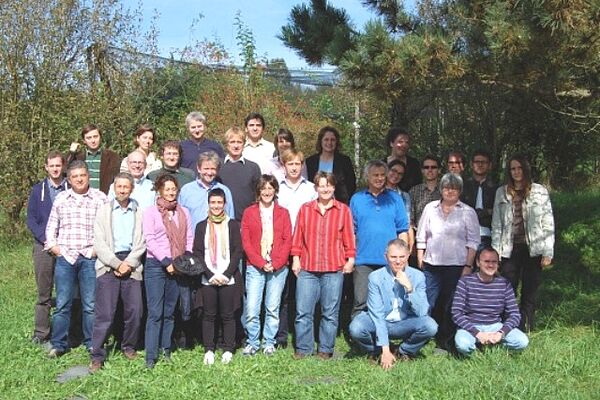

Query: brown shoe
[123,350,138,360]
[293,352,308,360]
[89,361,102,373]
[316,351,332,360]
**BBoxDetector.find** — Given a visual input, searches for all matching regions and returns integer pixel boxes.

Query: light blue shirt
[367,265,429,347]
[112,200,136,253]
[178,180,235,230]
[108,177,156,212]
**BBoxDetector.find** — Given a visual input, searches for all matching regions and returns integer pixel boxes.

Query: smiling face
[386,244,409,274]
[136,131,154,153]
[259,182,276,206]
[390,133,410,158]
[321,131,337,154]
[159,180,178,202]
[188,119,205,142]
[441,186,460,204]
[45,156,64,182]
[127,151,146,179]
[208,194,225,217]
[162,146,180,169]
[316,177,335,203]
[387,163,405,187]
[198,160,218,186]
[83,129,101,152]
[284,156,303,181]
[245,118,264,142]
[367,166,387,193]
[68,167,90,194]
[113,177,133,204]
[477,249,500,279]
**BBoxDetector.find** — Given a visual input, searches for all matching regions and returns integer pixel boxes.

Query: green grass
[0,191,599,399]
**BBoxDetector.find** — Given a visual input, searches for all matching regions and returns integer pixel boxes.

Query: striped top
[291,199,355,272]
[85,149,102,189]
[451,273,521,336]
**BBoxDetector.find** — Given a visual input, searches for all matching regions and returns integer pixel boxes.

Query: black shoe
[276,341,288,349]
[48,348,66,359]
[145,360,156,369]
[162,349,172,362]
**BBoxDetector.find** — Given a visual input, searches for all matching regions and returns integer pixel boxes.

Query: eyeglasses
[422,165,438,170]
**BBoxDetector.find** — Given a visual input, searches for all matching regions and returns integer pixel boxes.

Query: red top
[291,199,356,272]
[241,202,292,271]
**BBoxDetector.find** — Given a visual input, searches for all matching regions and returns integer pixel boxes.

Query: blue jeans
[424,264,463,348]
[455,322,529,355]
[144,258,179,363]
[244,265,288,349]
[349,311,438,356]
[51,256,96,351]
[295,270,343,355]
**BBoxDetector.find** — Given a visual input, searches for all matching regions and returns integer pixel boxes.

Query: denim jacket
[491,183,555,258]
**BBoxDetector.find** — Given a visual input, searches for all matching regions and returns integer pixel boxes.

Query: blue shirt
[48,178,68,203]
[112,200,136,253]
[350,189,409,265]
[108,177,156,212]
[180,139,225,171]
[178,180,235,229]
[367,265,429,347]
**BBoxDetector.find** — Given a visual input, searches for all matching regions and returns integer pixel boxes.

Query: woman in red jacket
[241,175,293,356]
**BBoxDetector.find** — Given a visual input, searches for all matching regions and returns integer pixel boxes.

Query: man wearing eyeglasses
[409,156,442,229]
[460,150,498,247]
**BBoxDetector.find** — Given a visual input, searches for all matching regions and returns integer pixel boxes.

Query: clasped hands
[475,331,503,345]
[208,273,229,286]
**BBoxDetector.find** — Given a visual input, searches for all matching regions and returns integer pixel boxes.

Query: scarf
[208,212,228,267]
[156,196,187,259]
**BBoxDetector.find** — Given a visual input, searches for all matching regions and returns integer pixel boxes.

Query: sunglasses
[422,165,438,170]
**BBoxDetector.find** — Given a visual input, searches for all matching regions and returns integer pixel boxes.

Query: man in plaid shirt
[45,160,108,357]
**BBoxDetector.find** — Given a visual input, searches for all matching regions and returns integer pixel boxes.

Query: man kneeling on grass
[452,246,529,356]
[349,239,437,369]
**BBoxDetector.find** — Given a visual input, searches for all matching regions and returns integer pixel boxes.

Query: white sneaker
[221,351,233,364]
[242,344,257,356]
[203,350,215,365]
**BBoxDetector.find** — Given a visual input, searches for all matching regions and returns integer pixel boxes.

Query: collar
[47,178,67,190]
[433,200,465,208]
[86,148,101,156]
[282,176,308,187]
[67,188,91,199]
[244,138,265,148]
[112,198,137,212]
[309,199,340,212]
[197,179,217,190]
[224,155,246,164]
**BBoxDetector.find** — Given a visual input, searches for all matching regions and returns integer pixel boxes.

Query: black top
[219,159,261,221]
[305,152,356,204]
[460,176,498,230]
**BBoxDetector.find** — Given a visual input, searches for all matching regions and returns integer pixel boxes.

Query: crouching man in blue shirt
[349,239,437,369]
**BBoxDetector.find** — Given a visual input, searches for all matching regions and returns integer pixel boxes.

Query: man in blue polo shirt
[350,160,409,318]
[179,151,234,229]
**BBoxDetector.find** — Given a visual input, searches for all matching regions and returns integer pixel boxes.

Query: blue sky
[121,0,381,69]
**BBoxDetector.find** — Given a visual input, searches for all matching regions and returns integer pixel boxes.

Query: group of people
[26,113,555,372]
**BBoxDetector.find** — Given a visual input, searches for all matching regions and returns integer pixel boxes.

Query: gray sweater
[94,199,146,280]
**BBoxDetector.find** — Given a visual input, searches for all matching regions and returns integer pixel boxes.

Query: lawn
[0,191,598,399]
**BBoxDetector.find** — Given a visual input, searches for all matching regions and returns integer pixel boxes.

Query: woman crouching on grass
[241,175,292,356]
[291,172,356,360]
[142,174,194,369]
[193,188,243,365]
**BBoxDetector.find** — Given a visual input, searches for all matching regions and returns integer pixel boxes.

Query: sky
[120,0,379,69]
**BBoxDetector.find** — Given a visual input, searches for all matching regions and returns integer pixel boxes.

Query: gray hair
[363,159,388,181]
[127,149,147,164]
[113,172,135,188]
[185,111,206,128]
[67,160,88,177]
[386,238,409,253]
[439,172,463,193]
[197,150,221,169]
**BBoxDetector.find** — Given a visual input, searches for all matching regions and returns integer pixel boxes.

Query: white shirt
[243,138,276,173]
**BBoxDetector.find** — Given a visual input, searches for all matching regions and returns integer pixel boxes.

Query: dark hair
[153,173,178,193]
[316,126,341,154]
[46,150,65,165]
[159,140,182,157]
[476,245,499,262]
[421,155,440,168]
[313,171,337,187]
[255,174,279,201]
[506,154,532,198]
[471,149,491,163]
[387,159,407,171]
[275,128,295,154]
[447,151,466,165]
[385,127,410,146]
[81,124,100,139]
[67,160,88,176]
[134,124,155,145]
[208,187,226,203]
[244,112,265,128]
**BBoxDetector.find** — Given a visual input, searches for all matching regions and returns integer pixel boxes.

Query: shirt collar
[197,179,217,190]
[224,155,246,164]
[112,198,136,212]
[244,138,264,148]
[47,178,66,190]
[86,148,101,156]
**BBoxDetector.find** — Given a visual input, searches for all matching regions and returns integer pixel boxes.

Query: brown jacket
[67,148,121,194]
